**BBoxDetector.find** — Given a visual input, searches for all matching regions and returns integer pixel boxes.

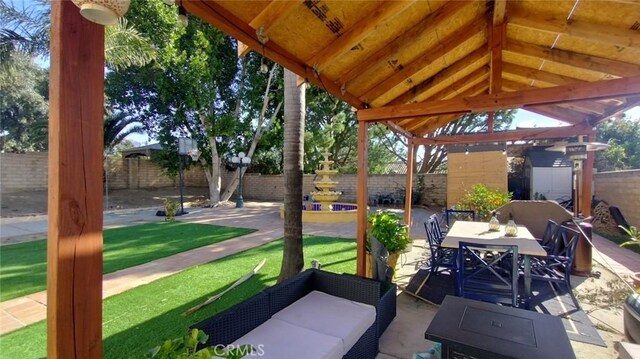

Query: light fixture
[230,152,252,208]
[465,146,469,155]
[502,145,507,155]
[260,62,269,74]
[72,0,130,25]
[162,0,174,5]
[178,5,188,27]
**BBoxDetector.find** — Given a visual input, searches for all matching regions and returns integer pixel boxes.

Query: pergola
[49,1,640,357]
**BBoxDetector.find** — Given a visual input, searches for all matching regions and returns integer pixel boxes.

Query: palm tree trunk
[278,69,305,282]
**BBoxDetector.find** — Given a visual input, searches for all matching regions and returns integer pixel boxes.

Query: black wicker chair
[192,269,396,359]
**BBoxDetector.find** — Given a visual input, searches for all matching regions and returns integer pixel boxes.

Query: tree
[0,52,48,152]
[278,69,305,282]
[103,109,144,156]
[596,116,640,171]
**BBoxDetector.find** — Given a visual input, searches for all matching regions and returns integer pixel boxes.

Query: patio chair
[457,242,520,307]
[429,213,447,237]
[536,219,561,254]
[445,209,476,227]
[527,225,581,292]
[424,218,456,276]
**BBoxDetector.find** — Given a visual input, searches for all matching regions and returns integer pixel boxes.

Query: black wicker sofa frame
[192,269,397,359]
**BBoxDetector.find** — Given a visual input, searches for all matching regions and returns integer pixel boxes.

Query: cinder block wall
[447,151,508,207]
[594,169,640,228]
[241,173,447,206]
[0,152,49,192]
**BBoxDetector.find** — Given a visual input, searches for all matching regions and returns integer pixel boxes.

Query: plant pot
[72,0,130,25]
[387,252,400,273]
[624,293,640,344]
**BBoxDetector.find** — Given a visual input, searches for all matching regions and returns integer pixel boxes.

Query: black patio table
[425,295,576,359]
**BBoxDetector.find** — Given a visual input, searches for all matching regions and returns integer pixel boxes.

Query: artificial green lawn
[0,235,357,359]
[0,222,255,301]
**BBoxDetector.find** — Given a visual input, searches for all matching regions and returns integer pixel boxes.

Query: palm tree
[278,69,306,282]
[103,110,144,155]
[0,0,155,68]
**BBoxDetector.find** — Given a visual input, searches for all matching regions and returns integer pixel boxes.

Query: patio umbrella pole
[182,258,266,316]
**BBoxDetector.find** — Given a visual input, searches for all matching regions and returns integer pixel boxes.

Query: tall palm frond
[105,18,156,70]
[104,110,144,152]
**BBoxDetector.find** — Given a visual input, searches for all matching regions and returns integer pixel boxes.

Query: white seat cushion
[231,318,343,359]
[272,290,376,354]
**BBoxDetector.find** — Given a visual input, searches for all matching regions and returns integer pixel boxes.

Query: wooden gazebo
[49,1,640,357]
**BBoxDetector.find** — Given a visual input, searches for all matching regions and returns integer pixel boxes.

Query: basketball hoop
[187,149,201,162]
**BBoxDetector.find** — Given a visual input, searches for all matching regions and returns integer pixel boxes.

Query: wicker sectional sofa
[192,269,397,359]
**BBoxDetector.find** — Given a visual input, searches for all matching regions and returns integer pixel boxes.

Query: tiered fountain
[279,152,360,223]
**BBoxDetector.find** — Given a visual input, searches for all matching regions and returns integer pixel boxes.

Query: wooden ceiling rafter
[358,74,640,122]
[237,0,303,57]
[505,39,640,78]
[596,95,640,124]
[525,104,592,125]
[388,46,489,106]
[338,0,473,87]
[508,9,640,50]
[488,13,505,93]
[414,122,595,145]
[361,15,488,104]
[412,84,490,135]
[399,80,489,130]
[502,62,587,86]
[183,0,366,109]
[502,76,607,115]
[306,0,415,72]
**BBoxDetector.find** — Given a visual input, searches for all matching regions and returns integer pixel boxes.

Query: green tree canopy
[596,116,640,171]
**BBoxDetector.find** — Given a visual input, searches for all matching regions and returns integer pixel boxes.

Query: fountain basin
[279,202,363,223]
[311,191,342,203]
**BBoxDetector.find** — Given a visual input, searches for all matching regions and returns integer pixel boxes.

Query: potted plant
[619,225,640,344]
[367,211,411,277]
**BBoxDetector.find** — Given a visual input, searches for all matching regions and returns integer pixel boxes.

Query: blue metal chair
[445,209,476,227]
[528,225,581,290]
[536,219,561,254]
[457,241,520,307]
[424,217,456,276]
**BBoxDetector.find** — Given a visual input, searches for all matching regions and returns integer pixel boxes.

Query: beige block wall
[447,151,508,207]
[594,169,640,228]
[0,152,49,192]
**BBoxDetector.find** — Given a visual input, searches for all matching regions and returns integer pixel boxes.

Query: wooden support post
[48,2,104,358]
[356,121,369,277]
[404,139,414,226]
[582,134,596,217]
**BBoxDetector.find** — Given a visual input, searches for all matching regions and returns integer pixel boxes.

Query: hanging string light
[260,44,269,74]
[178,2,188,27]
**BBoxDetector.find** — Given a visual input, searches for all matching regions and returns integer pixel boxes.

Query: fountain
[279,152,360,223]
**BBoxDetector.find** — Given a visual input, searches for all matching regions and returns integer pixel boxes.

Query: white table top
[442,221,547,256]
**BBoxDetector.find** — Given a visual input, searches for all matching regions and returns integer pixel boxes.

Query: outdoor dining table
[425,295,576,359]
[441,220,547,308]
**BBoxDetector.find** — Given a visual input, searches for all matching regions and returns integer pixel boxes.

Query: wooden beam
[250,0,301,34]
[48,2,104,358]
[503,62,587,86]
[356,121,368,277]
[307,0,414,72]
[399,81,489,130]
[362,16,487,103]
[358,74,640,122]
[525,104,591,125]
[339,1,473,87]
[184,1,366,109]
[593,95,640,124]
[404,139,414,225]
[237,40,251,58]
[493,0,507,26]
[489,22,505,94]
[414,123,594,145]
[388,46,489,106]
[505,39,640,78]
[509,10,640,50]
[581,134,595,217]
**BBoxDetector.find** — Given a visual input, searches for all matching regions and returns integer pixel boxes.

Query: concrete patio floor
[0,202,637,358]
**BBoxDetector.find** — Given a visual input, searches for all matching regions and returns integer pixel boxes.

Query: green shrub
[133,329,252,359]
[367,211,411,253]
[164,198,179,222]
[456,184,511,220]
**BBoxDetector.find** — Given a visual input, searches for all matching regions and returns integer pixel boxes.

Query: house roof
[120,143,162,157]
[184,0,640,138]
[525,148,572,167]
